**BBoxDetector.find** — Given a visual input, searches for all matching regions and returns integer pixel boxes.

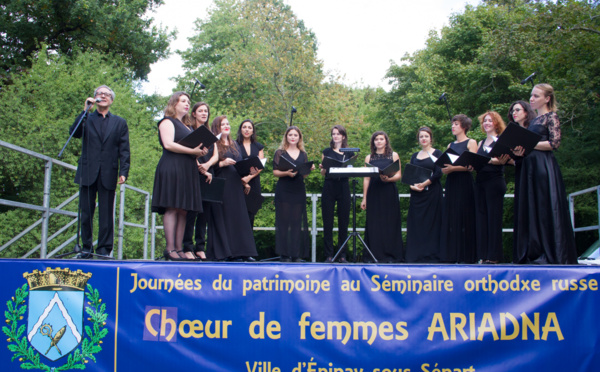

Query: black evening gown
[321,147,354,259]
[206,142,257,260]
[273,149,310,259]
[514,112,577,264]
[151,117,202,214]
[439,140,477,263]
[475,144,506,263]
[183,146,215,254]
[239,141,265,227]
[405,150,443,263]
[364,153,404,262]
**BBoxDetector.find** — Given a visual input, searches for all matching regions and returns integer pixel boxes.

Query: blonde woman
[514,84,577,264]
[272,126,314,262]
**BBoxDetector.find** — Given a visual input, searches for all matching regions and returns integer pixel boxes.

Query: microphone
[86,97,101,108]
[291,106,297,114]
[438,92,447,101]
[194,78,206,89]
[520,72,536,85]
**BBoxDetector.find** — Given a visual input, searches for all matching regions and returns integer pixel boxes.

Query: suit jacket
[70,110,130,190]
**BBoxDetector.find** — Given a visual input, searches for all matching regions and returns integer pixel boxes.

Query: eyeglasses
[95,91,112,98]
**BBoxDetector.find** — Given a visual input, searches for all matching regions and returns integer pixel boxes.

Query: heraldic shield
[23,268,92,362]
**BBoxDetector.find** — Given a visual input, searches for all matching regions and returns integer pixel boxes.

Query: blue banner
[1,259,599,371]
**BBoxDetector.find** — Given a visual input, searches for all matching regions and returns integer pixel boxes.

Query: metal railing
[569,186,600,236]
[2,140,599,261]
[0,140,149,259]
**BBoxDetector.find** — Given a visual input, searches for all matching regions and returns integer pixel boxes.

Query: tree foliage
[179,0,321,126]
[0,0,174,80]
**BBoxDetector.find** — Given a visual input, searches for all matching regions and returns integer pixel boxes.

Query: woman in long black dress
[182,102,218,260]
[475,111,510,264]
[273,126,314,262]
[151,92,206,260]
[236,119,265,228]
[320,125,354,263]
[360,131,403,263]
[206,115,258,261]
[406,127,443,263]
[507,100,536,258]
[439,114,478,263]
[514,84,577,264]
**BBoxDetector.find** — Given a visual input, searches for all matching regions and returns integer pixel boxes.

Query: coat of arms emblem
[3,267,108,370]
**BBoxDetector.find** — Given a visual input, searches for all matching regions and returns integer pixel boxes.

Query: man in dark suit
[69,85,130,258]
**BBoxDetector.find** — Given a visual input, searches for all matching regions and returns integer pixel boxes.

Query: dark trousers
[321,179,351,258]
[79,179,116,255]
[183,202,209,252]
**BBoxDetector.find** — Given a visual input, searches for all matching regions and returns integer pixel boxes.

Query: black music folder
[488,122,542,158]
[322,154,358,170]
[200,176,225,203]
[366,159,400,177]
[401,163,433,186]
[434,149,490,172]
[234,156,266,177]
[278,156,314,176]
[177,125,219,149]
[433,147,459,168]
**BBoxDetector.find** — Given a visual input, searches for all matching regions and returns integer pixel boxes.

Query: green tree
[178,0,322,140]
[0,0,174,80]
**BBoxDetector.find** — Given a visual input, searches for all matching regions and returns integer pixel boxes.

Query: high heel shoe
[194,250,207,261]
[164,249,186,261]
[183,251,197,260]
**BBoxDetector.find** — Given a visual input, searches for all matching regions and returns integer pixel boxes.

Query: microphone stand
[190,79,206,100]
[58,102,93,158]
[439,94,452,122]
[331,148,378,263]
[289,106,297,127]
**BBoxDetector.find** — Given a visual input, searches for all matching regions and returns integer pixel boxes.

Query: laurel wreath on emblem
[3,283,108,371]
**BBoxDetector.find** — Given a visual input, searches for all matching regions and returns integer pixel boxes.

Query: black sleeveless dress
[439,139,476,263]
[364,153,404,262]
[273,149,310,259]
[405,150,443,263]
[151,117,202,214]
[475,142,506,262]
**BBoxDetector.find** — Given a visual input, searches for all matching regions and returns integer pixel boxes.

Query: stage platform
[1,259,599,372]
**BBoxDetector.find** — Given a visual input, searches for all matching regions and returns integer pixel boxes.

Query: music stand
[328,161,379,263]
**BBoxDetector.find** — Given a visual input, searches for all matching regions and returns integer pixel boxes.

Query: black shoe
[163,249,186,261]
[324,257,333,263]
[292,257,303,262]
[96,247,111,256]
[245,257,257,262]
[338,257,348,264]
[77,252,93,259]
[280,256,291,262]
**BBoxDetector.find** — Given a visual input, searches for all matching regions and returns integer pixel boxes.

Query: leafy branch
[2,284,50,371]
